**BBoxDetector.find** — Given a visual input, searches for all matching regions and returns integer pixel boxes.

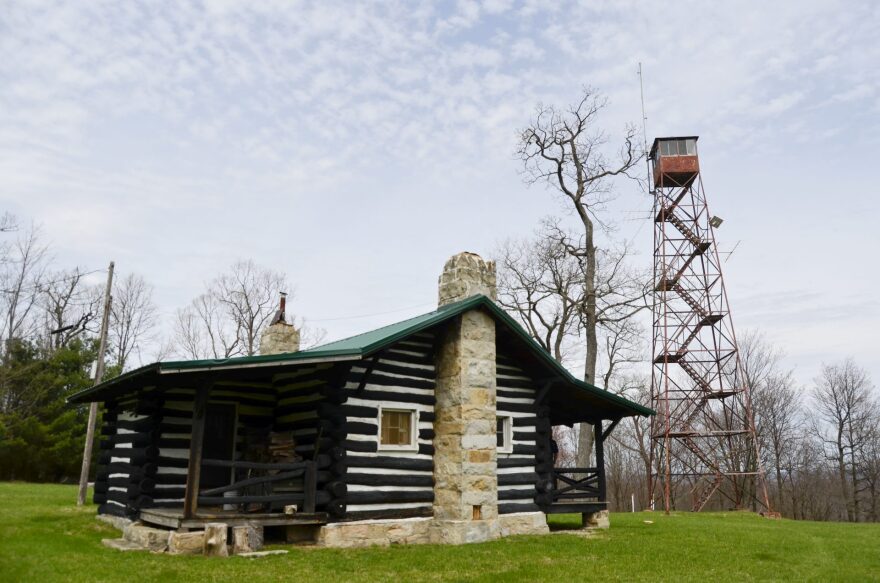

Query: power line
[0,268,107,295]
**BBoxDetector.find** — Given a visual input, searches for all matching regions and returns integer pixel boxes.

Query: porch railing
[551,467,606,503]
[197,459,317,513]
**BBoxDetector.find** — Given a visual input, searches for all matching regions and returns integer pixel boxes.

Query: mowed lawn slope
[1,483,878,582]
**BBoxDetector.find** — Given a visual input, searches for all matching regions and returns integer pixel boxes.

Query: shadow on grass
[546,514,587,532]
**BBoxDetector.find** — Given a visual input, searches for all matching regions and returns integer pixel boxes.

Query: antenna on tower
[638,63,652,193]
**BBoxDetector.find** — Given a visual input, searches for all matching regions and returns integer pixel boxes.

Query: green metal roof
[68,295,652,417]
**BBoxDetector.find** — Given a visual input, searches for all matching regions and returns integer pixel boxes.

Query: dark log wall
[495,354,550,515]
[272,363,347,518]
[340,332,436,519]
[92,391,163,518]
[149,381,276,508]
[94,368,349,519]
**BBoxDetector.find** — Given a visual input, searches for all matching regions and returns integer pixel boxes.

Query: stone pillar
[431,252,500,544]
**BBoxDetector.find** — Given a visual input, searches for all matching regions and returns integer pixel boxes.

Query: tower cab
[651,136,699,188]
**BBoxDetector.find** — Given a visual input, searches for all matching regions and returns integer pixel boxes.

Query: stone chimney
[437,252,496,306]
[431,252,499,544]
[259,293,300,355]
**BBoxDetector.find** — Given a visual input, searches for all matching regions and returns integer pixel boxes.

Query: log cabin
[69,252,652,546]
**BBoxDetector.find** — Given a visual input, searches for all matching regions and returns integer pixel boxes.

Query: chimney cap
[270,292,287,325]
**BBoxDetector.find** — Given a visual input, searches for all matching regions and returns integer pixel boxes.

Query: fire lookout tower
[648,136,771,513]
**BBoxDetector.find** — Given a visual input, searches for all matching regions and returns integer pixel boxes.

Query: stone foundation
[168,531,206,555]
[582,509,610,529]
[315,512,549,548]
[428,519,500,545]
[98,518,265,556]
[316,517,432,548]
[498,512,550,537]
[123,523,170,552]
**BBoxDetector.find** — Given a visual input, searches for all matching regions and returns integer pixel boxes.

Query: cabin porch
[139,454,331,530]
[545,466,607,517]
[542,419,613,518]
[139,507,328,530]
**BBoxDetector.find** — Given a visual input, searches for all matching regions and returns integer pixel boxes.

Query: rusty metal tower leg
[648,138,771,514]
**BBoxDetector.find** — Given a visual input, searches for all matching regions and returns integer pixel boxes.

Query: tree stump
[232,525,264,554]
[203,523,229,557]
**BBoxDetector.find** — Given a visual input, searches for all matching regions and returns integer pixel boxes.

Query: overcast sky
[2,0,878,389]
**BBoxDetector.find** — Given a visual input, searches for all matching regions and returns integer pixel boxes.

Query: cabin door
[200,403,237,489]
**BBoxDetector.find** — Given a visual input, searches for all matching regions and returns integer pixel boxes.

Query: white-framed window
[497,415,513,454]
[657,138,697,158]
[378,406,418,451]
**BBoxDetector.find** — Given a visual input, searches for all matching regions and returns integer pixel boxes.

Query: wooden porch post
[183,381,211,519]
[594,420,606,502]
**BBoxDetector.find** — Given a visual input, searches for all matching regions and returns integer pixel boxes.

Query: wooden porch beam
[594,420,607,502]
[534,380,555,405]
[601,418,621,442]
[183,380,211,519]
[355,357,378,394]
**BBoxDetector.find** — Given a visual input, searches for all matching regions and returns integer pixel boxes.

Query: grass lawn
[1,482,879,582]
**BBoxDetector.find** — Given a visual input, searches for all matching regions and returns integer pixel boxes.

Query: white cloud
[1,0,878,385]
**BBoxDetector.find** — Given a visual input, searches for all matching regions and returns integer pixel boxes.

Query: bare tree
[109,273,158,370]
[518,87,643,467]
[812,359,877,522]
[496,231,583,363]
[213,260,288,356]
[605,377,653,509]
[173,260,297,359]
[40,268,101,350]
[724,330,801,511]
[1,224,49,350]
[753,370,801,514]
[174,293,240,360]
[859,422,880,522]
[296,320,327,350]
[496,227,648,464]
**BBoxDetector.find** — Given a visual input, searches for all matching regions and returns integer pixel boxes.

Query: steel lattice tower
[647,137,771,513]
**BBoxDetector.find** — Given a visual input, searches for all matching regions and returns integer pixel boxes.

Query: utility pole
[77,261,114,506]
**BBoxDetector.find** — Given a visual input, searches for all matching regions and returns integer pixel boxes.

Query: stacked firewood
[269,431,301,465]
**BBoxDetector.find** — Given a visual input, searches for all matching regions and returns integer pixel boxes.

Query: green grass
[1,482,879,582]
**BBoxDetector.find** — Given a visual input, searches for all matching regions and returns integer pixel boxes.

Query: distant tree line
[0,214,319,482]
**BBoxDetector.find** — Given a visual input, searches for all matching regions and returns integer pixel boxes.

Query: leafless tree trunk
[517,87,642,467]
[109,273,158,370]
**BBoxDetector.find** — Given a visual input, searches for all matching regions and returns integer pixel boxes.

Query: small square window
[497,416,512,453]
[380,409,415,449]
